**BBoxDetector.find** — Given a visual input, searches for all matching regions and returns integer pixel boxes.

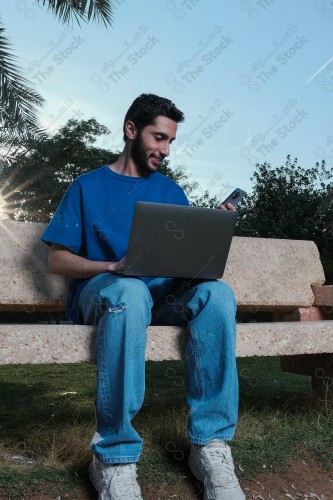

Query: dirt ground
[143,457,333,499]
[240,458,332,500]
[7,457,331,500]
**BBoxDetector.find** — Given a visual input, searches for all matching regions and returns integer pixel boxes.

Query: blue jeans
[79,274,238,464]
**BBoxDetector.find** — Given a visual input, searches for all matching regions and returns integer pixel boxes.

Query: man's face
[130,116,177,174]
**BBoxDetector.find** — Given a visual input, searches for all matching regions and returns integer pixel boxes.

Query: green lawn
[0,357,332,498]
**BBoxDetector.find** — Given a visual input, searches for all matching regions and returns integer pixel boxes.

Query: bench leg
[275,307,333,402]
[280,353,333,401]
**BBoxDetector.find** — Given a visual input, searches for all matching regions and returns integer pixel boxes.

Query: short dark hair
[123,93,184,141]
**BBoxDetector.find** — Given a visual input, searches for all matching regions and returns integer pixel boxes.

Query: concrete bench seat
[0,220,332,399]
[1,320,333,364]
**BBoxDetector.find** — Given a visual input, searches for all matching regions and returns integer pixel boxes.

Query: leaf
[36,0,113,27]
[0,21,44,135]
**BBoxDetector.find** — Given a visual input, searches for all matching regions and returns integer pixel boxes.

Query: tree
[0,118,118,221]
[0,21,45,136]
[0,1,113,155]
[237,155,333,282]
[0,118,210,222]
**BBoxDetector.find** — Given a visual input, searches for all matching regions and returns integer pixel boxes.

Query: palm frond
[0,22,44,135]
[0,124,48,170]
[37,0,113,27]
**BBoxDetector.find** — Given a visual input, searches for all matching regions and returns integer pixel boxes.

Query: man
[41,94,245,500]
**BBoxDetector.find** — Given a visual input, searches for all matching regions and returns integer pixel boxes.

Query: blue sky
[3,0,333,201]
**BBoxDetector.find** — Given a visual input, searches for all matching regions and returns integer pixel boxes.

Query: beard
[131,133,161,176]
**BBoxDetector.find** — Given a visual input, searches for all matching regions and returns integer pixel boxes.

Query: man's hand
[219,202,236,211]
[48,244,127,279]
[105,256,126,272]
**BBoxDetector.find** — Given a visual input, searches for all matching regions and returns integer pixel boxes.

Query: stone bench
[0,220,332,399]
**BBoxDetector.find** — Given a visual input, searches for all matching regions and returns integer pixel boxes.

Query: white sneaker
[89,456,143,499]
[188,440,245,500]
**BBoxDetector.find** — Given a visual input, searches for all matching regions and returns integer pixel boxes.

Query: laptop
[119,201,237,280]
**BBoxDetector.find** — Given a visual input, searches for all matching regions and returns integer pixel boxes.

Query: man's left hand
[219,203,236,211]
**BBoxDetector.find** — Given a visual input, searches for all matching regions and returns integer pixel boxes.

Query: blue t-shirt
[41,166,189,323]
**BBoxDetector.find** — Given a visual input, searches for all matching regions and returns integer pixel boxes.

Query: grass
[0,357,332,497]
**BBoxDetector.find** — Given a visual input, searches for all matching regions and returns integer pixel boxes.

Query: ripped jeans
[78,273,238,464]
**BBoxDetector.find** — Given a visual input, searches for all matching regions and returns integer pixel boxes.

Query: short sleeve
[41,181,83,254]
[178,188,190,207]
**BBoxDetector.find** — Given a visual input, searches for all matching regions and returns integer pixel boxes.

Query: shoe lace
[205,448,239,489]
[111,464,141,498]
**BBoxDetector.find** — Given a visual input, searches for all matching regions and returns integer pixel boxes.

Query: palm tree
[0,0,113,163]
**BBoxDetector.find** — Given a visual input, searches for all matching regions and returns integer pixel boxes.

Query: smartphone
[221,188,247,207]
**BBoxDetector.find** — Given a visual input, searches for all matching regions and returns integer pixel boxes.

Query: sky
[3,0,333,201]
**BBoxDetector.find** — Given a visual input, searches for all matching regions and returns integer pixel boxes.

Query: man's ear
[124,120,137,140]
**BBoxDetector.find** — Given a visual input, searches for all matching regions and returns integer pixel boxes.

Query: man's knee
[198,279,235,299]
[197,280,236,313]
[99,278,152,310]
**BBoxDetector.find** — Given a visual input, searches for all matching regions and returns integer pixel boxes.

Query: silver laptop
[121,201,237,279]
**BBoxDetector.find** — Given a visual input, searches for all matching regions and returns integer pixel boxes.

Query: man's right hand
[105,256,126,273]
[48,243,127,279]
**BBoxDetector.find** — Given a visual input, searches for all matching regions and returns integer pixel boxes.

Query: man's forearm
[48,245,121,279]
